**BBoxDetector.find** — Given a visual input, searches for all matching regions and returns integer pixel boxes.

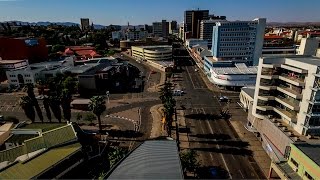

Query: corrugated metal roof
[108,140,183,180]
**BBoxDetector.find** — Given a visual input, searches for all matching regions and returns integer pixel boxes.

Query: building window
[305,171,314,180]
[290,158,299,168]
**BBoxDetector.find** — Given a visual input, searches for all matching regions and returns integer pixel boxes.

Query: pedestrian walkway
[229,120,271,177]
[149,104,166,138]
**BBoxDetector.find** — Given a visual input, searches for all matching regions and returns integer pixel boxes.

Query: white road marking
[232,154,236,160]
[239,170,244,178]
[202,108,233,179]
[186,66,196,89]
[6,106,10,111]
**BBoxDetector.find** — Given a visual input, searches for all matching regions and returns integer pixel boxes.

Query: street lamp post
[106,91,110,104]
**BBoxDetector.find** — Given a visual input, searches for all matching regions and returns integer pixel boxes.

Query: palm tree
[43,96,52,122]
[159,81,176,137]
[88,96,106,133]
[19,96,36,122]
[26,83,44,122]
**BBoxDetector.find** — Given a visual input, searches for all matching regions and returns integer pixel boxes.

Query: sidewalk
[229,120,271,177]
[149,104,166,138]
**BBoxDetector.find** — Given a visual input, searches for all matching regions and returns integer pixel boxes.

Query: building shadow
[190,133,231,140]
[191,147,253,156]
[194,140,249,148]
[196,165,229,179]
[185,113,220,120]
[106,129,144,138]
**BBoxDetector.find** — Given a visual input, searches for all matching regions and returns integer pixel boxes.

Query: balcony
[273,107,297,123]
[259,81,277,91]
[277,86,302,100]
[258,95,275,101]
[270,162,302,180]
[275,95,300,111]
[279,73,305,87]
[256,106,273,111]
[280,64,307,74]
[260,68,280,80]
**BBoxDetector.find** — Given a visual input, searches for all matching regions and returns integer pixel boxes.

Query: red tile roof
[264,35,284,39]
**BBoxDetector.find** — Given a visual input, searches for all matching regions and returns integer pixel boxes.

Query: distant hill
[267,22,320,27]
[2,21,106,29]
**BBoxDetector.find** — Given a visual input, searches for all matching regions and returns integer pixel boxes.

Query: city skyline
[0,0,320,25]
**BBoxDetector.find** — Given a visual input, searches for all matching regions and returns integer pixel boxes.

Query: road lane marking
[232,154,236,160]
[202,108,232,179]
[6,106,10,111]
[185,66,196,89]
[239,170,244,178]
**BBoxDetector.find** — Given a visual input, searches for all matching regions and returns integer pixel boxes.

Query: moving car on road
[219,96,229,102]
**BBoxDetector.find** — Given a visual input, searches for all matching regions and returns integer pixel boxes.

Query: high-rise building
[144,24,153,33]
[184,9,209,38]
[152,22,163,37]
[152,20,169,38]
[211,18,266,66]
[200,19,227,49]
[80,18,90,31]
[127,31,147,40]
[162,20,169,38]
[169,21,177,34]
[247,55,320,162]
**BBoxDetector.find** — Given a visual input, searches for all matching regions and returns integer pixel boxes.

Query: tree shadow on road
[195,165,229,179]
[185,113,220,120]
[190,133,231,140]
[191,147,253,156]
[193,140,249,148]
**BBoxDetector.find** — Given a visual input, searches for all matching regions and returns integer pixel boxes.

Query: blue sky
[0,0,319,25]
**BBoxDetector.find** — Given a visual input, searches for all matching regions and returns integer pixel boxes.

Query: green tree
[19,96,36,122]
[88,96,106,133]
[108,147,128,167]
[159,82,176,136]
[180,150,201,176]
[76,113,83,123]
[84,113,96,124]
[26,84,44,122]
[51,44,65,53]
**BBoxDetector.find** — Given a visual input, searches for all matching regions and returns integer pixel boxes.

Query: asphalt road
[176,60,265,179]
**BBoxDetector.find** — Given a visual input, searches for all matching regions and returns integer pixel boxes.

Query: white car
[195,69,198,72]
[173,90,184,96]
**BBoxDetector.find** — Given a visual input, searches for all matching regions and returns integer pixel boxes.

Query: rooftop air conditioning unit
[277,122,282,126]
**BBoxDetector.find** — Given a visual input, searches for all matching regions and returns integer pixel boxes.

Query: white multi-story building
[211,18,266,66]
[247,55,320,162]
[112,31,124,40]
[127,31,147,40]
[297,37,319,55]
[199,19,227,48]
[131,45,172,61]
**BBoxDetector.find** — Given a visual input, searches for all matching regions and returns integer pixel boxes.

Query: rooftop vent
[307,134,314,139]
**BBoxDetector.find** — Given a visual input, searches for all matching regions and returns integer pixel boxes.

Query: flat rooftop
[0,143,81,179]
[294,143,320,166]
[241,86,255,99]
[263,55,320,66]
[0,60,26,64]
[212,63,258,75]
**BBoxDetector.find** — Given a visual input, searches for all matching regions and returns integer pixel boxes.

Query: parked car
[219,96,229,102]
[173,89,184,96]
